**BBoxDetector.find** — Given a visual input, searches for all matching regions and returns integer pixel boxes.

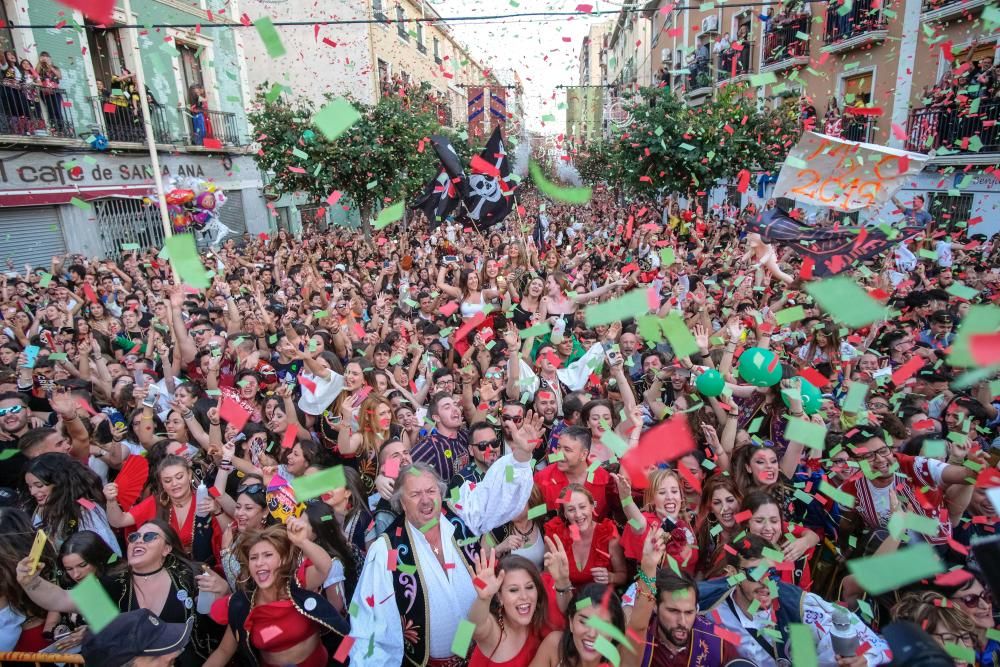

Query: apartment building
[631,0,1000,236]
[568,21,614,145]
[0,0,262,265]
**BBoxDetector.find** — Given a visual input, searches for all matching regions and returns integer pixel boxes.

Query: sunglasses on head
[238,483,265,496]
[472,439,500,451]
[0,405,24,417]
[127,531,162,544]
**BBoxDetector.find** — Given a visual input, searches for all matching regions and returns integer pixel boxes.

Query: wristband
[621,495,635,507]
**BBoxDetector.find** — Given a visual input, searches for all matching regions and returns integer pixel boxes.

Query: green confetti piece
[661,311,700,358]
[945,283,979,301]
[165,234,210,290]
[818,480,855,508]
[254,17,286,58]
[785,417,827,450]
[38,273,52,288]
[547,450,565,463]
[530,161,591,205]
[847,543,944,595]
[519,322,552,339]
[121,243,140,250]
[47,353,68,361]
[584,287,651,327]
[586,615,633,652]
[750,71,778,87]
[291,465,345,502]
[944,641,976,664]
[789,624,819,667]
[747,416,764,434]
[659,247,675,266]
[0,448,23,460]
[842,381,868,414]
[264,83,284,103]
[374,201,405,230]
[313,98,362,142]
[313,310,329,319]
[637,315,664,343]
[527,504,548,520]
[805,276,888,328]
[888,511,942,540]
[774,305,806,325]
[593,635,620,666]
[450,619,476,657]
[601,430,628,458]
[70,197,90,210]
[950,305,1000,368]
[68,574,119,633]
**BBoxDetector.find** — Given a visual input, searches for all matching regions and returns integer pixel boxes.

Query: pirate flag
[409,166,460,229]
[747,208,923,277]
[465,126,515,230]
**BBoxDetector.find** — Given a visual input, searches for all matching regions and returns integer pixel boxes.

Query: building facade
[615,0,1000,237]
[0,0,264,266]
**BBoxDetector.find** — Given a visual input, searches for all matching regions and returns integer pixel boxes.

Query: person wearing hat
[918,309,955,350]
[81,608,192,667]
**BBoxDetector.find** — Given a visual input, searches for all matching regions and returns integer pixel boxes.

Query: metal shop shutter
[0,206,66,270]
[219,189,247,237]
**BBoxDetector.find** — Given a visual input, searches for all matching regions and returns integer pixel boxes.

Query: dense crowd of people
[0,183,997,667]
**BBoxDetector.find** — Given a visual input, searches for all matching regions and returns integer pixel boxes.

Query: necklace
[511,522,534,540]
[132,564,165,579]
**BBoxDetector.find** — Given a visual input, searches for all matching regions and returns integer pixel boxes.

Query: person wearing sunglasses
[16,519,217,666]
[699,534,888,667]
[0,392,31,488]
[938,575,1000,666]
[892,590,978,667]
[448,421,501,492]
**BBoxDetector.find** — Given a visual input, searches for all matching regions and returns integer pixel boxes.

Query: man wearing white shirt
[699,534,889,667]
[348,411,542,666]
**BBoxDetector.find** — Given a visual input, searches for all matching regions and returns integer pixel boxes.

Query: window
[0,3,13,54]
[433,37,441,63]
[177,43,204,107]
[87,23,127,92]
[396,6,408,40]
[416,22,426,53]
[926,192,973,233]
[373,0,387,21]
[842,71,873,106]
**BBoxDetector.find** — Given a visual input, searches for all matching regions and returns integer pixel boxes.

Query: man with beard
[700,535,888,667]
[625,530,735,667]
[533,425,614,520]
[448,421,501,490]
[0,391,31,488]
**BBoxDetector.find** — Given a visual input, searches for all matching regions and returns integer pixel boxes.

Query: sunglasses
[485,371,503,380]
[472,439,500,451]
[238,483,265,496]
[0,405,24,417]
[954,590,992,608]
[190,328,211,336]
[501,414,523,424]
[743,566,781,582]
[127,531,162,544]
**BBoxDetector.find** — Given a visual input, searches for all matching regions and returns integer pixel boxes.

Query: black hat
[81,609,192,667]
[929,310,954,324]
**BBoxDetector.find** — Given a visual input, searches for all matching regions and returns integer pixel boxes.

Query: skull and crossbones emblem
[467,174,502,220]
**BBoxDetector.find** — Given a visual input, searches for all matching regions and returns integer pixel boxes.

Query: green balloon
[737,347,782,387]
[783,377,823,415]
[695,368,725,397]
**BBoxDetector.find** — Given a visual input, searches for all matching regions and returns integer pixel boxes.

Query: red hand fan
[114,454,149,511]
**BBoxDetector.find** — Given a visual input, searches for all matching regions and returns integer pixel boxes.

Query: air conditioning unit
[661,48,670,64]
[701,15,719,33]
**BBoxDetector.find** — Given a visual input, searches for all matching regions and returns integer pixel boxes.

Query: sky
[429,0,619,135]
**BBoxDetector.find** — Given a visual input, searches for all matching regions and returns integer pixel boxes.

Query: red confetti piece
[55,0,113,24]
[219,396,250,431]
[333,636,354,663]
[281,422,298,449]
[620,414,695,488]
[203,137,222,150]
[891,357,925,386]
[77,497,96,510]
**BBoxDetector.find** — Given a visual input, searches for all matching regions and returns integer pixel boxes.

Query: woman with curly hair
[297,502,361,614]
[892,590,978,666]
[24,453,120,555]
[203,524,350,667]
[693,473,742,576]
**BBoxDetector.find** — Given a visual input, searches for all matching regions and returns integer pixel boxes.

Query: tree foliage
[606,84,800,196]
[574,139,617,186]
[247,85,469,232]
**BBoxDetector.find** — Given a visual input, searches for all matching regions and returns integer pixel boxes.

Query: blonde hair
[643,468,683,511]
[892,591,977,638]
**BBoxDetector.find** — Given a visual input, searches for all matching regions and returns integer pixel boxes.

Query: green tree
[248,85,469,234]
[607,84,799,197]
[574,138,617,186]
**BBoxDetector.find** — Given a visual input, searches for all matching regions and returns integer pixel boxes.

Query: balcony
[906,99,1000,163]
[921,0,990,22]
[717,41,754,83]
[0,84,76,140]
[89,96,173,144]
[822,0,888,53]
[762,15,811,72]
[841,113,875,143]
[685,61,713,98]
[186,109,242,147]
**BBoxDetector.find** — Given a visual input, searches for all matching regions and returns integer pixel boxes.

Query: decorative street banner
[772,131,929,211]
[467,86,486,141]
[565,86,604,146]
[489,88,507,129]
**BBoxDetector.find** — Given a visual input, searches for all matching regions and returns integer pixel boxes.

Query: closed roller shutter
[0,207,66,269]
[219,190,247,237]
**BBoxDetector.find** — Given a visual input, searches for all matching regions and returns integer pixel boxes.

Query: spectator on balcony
[188,84,214,146]
[822,99,843,138]
[798,95,818,132]
[111,69,140,117]
[19,59,44,135]
[36,53,66,137]
[0,50,29,135]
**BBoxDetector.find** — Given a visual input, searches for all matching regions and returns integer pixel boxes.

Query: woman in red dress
[543,484,626,588]
[615,468,698,574]
[467,550,565,667]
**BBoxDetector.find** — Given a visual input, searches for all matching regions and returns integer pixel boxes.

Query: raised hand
[543,535,570,589]
[472,548,505,601]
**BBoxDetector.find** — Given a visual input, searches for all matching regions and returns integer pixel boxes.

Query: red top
[544,517,618,587]
[245,599,319,653]
[469,633,542,667]
[619,512,698,575]
[533,465,613,520]
[127,496,222,558]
